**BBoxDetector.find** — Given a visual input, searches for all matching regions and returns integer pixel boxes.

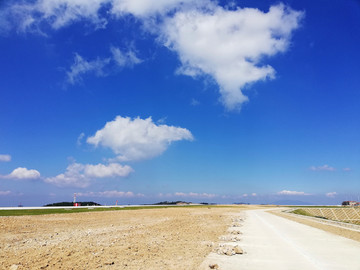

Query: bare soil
[0,206,244,270]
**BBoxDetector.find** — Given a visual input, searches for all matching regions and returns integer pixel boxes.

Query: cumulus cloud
[326,192,337,198]
[66,53,110,84]
[0,190,11,196]
[45,162,133,188]
[277,190,310,196]
[160,4,303,110]
[2,167,41,180]
[77,190,144,198]
[87,116,193,161]
[0,154,11,162]
[174,192,217,198]
[310,165,336,171]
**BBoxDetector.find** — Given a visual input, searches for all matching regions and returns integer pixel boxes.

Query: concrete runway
[202,209,360,270]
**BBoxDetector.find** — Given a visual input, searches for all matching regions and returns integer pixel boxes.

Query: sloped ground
[0,207,243,270]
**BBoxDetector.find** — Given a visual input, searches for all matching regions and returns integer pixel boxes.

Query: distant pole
[116,200,118,206]
[73,193,76,204]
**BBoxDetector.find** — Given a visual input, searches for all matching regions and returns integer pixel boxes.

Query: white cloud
[326,192,337,198]
[1,0,109,33]
[251,193,257,197]
[2,1,303,111]
[77,132,85,146]
[84,163,134,178]
[343,168,351,172]
[160,4,303,110]
[87,116,193,161]
[277,190,310,196]
[78,190,144,198]
[174,192,217,198]
[0,190,11,196]
[66,48,141,84]
[3,167,41,180]
[0,154,11,162]
[110,46,142,67]
[310,165,336,171]
[67,53,110,84]
[45,162,133,188]
[111,0,211,17]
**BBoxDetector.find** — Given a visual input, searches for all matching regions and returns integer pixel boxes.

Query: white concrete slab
[201,209,360,270]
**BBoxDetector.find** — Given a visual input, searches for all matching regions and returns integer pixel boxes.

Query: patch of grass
[291,208,314,217]
[0,205,243,217]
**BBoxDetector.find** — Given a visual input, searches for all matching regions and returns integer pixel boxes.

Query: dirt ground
[0,206,245,270]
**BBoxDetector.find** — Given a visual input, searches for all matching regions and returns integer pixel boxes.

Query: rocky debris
[231,223,242,227]
[232,218,244,223]
[229,230,242,235]
[9,265,19,270]
[215,244,244,256]
[233,245,244,254]
[219,235,241,242]
[209,263,219,269]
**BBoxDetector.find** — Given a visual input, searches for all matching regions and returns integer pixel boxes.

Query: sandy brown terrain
[0,206,246,270]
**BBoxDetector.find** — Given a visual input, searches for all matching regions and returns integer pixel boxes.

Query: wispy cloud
[66,47,142,85]
[110,46,142,67]
[310,165,336,171]
[174,192,217,199]
[0,154,11,162]
[87,116,193,161]
[77,190,144,198]
[277,190,310,196]
[66,53,110,84]
[326,192,337,198]
[343,168,351,172]
[0,190,11,196]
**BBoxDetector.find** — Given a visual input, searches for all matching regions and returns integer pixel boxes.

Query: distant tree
[44,201,101,207]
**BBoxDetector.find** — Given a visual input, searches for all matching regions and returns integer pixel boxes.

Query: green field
[0,204,244,217]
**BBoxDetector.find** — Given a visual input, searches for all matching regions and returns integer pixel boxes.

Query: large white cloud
[160,4,303,110]
[0,154,11,162]
[3,167,41,180]
[45,162,133,187]
[87,116,193,161]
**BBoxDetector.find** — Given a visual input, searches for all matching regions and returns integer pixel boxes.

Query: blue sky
[0,0,359,206]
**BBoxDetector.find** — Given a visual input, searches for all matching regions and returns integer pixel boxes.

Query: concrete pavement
[201,209,360,270]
